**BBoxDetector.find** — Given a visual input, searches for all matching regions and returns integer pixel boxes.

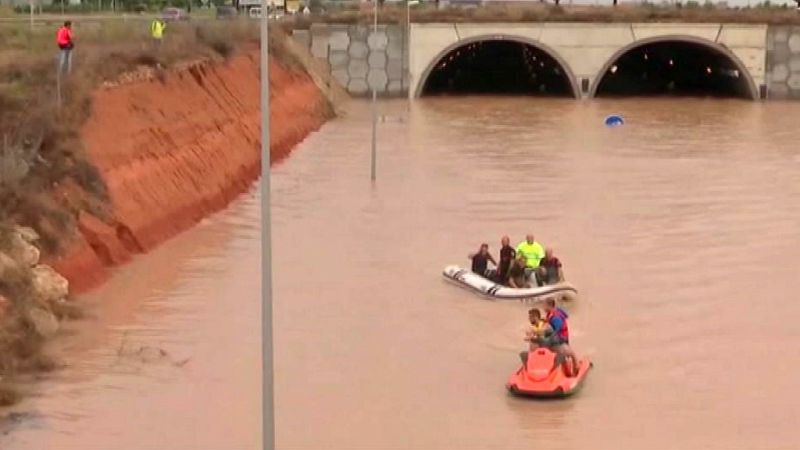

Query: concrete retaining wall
[294,24,410,97]
[766,25,800,99]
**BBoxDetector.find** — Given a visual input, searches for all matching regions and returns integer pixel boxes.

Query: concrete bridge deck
[294,22,800,100]
[409,22,766,99]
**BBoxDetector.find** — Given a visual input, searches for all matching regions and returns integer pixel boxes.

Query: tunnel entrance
[594,40,755,99]
[420,40,577,97]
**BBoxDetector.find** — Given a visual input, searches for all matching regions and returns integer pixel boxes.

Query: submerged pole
[370,0,377,182]
[259,0,275,448]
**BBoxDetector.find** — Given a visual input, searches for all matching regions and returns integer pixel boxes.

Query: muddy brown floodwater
[4,97,800,449]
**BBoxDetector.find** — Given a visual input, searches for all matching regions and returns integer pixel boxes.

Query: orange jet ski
[506,347,593,398]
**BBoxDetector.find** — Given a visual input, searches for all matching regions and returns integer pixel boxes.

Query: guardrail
[0,14,217,24]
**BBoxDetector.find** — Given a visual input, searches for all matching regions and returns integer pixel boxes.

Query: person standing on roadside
[151,18,166,48]
[56,21,74,76]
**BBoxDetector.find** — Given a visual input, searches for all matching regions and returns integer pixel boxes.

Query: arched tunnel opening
[594,41,754,99]
[420,40,576,97]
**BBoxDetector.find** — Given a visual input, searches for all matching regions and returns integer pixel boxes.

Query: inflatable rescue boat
[442,265,577,301]
[506,347,593,398]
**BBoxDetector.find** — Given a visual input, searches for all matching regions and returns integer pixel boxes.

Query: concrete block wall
[766,26,800,99]
[294,24,410,97]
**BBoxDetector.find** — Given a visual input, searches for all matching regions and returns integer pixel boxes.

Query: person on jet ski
[525,308,550,344]
[520,308,552,364]
[542,298,578,374]
[468,243,497,278]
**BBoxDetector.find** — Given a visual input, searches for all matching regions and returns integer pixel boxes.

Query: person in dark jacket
[507,253,530,288]
[537,248,564,286]
[496,235,516,284]
[468,243,497,278]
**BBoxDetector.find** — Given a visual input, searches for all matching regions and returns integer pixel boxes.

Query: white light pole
[370,0,377,182]
[259,0,274,448]
[405,0,410,82]
[406,0,418,108]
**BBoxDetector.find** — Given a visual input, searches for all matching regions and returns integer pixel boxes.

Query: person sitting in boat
[468,243,497,279]
[516,234,545,284]
[536,248,564,286]
[542,298,578,375]
[507,253,530,288]
[496,236,516,284]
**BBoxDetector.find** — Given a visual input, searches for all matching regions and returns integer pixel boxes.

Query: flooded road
[5,97,800,449]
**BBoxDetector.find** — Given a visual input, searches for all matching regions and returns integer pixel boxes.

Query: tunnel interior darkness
[421,40,575,97]
[594,41,753,99]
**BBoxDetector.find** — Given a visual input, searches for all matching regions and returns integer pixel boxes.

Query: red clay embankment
[48,50,333,292]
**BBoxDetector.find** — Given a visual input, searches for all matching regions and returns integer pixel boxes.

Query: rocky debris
[0,226,71,307]
[0,223,74,404]
[101,66,156,88]
[0,295,10,318]
[50,298,83,320]
[0,385,19,407]
[30,265,69,306]
[100,59,207,89]
[116,334,191,368]
[24,307,59,339]
[4,227,40,268]
[14,227,39,245]
[0,253,19,281]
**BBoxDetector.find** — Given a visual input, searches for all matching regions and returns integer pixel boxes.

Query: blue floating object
[605,115,624,127]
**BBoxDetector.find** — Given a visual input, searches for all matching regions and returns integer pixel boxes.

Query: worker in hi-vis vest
[151,19,166,46]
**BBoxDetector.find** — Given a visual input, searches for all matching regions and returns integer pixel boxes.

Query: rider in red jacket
[544,298,578,375]
[56,21,74,77]
[56,21,73,49]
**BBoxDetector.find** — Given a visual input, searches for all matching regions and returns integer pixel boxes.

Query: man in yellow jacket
[151,18,166,46]
[516,234,545,284]
[516,234,545,269]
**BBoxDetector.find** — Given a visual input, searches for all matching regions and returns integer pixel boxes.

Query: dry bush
[198,28,235,57]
